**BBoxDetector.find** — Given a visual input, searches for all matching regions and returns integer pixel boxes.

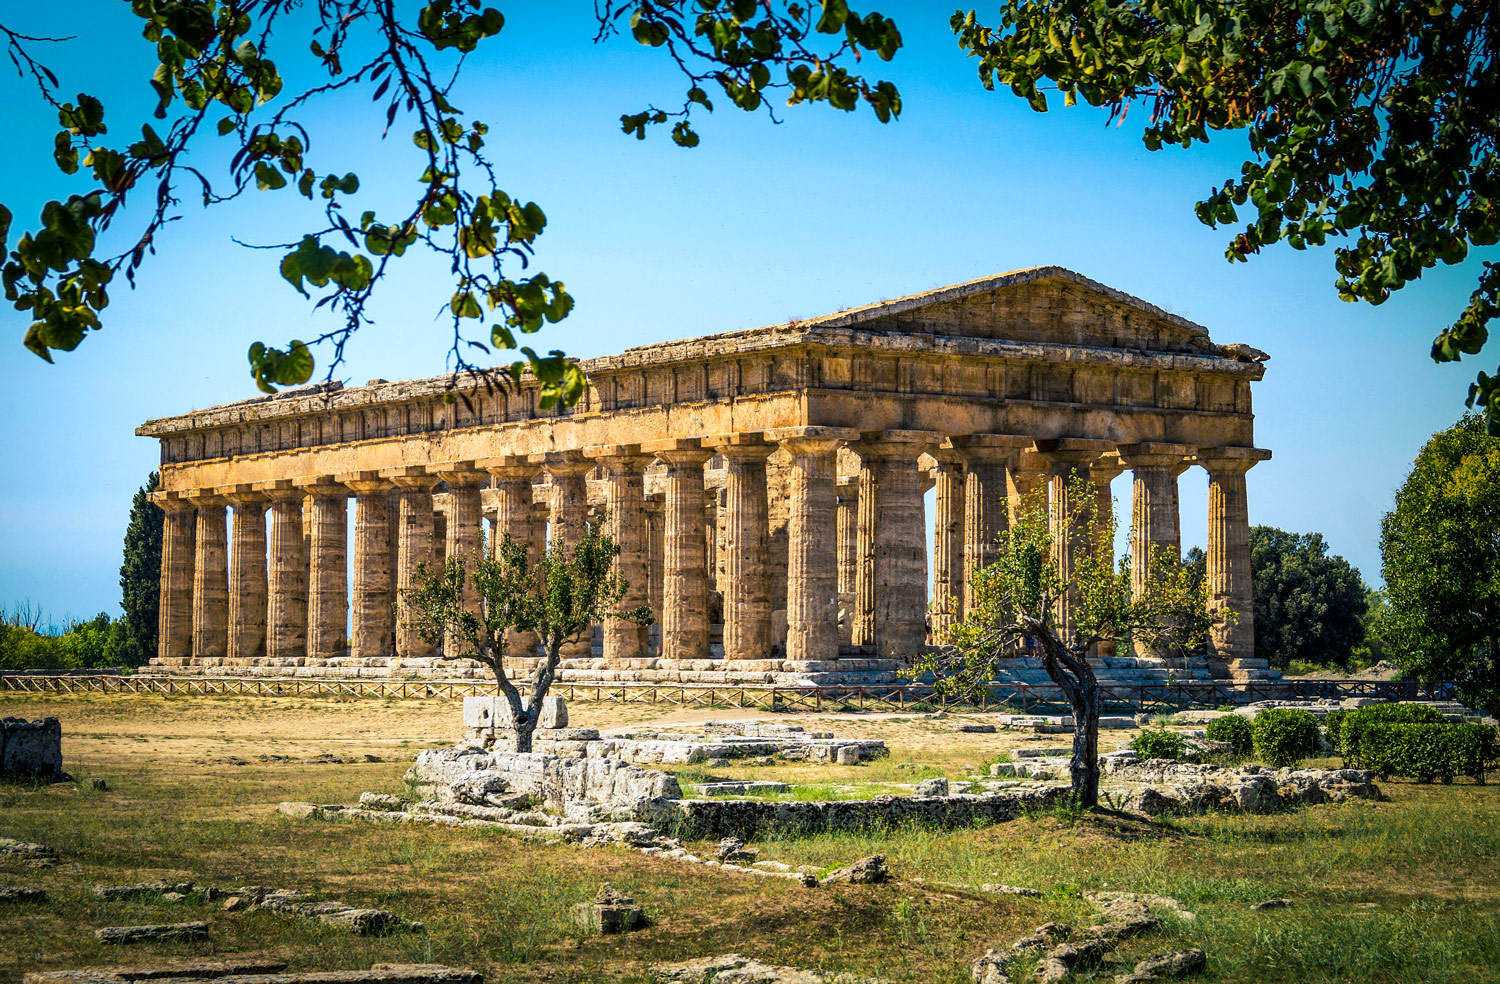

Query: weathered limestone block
[0,886,47,904]
[1132,948,1207,978]
[409,746,681,814]
[1,717,63,778]
[572,883,645,934]
[823,854,889,884]
[94,922,210,945]
[21,958,288,983]
[653,953,885,984]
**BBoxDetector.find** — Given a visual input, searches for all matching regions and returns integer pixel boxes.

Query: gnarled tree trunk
[1036,628,1102,807]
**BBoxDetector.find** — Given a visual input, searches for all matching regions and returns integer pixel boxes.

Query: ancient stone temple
[138,267,1273,687]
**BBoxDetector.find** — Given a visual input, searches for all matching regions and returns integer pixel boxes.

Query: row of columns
[155,432,1264,668]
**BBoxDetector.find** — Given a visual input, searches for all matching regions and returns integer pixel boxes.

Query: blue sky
[0,3,1488,624]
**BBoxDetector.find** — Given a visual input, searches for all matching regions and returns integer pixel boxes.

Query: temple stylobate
[138,267,1274,688]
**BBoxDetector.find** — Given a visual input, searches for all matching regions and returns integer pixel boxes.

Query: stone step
[24,965,482,984]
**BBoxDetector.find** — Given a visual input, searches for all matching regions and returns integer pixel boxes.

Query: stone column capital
[478,457,537,481]
[432,461,487,486]
[945,432,1031,463]
[530,449,593,477]
[182,489,229,508]
[150,490,197,513]
[705,432,777,462]
[381,466,443,492]
[337,471,394,495]
[767,426,860,456]
[1091,451,1129,484]
[584,443,655,470]
[1197,446,1272,475]
[1116,443,1196,474]
[851,429,945,459]
[645,437,713,467]
[216,484,267,508]
[1031,437,1114,469]
[294,475,348,499]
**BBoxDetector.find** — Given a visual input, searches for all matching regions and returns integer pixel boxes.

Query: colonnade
[153,430,1266,669]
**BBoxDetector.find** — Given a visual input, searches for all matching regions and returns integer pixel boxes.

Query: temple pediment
[794,266,1263,360]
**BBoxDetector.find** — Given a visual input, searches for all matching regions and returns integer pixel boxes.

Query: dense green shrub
[1322,709,1349,752]
[1339,703,1449,764]
[1205,714,1254,755]
[1130,727,1185,760]
[1353,723,1500,783]
[1252,708,1321,767]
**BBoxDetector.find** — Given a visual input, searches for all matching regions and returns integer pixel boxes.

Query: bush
[1205,714,1254,755]
[1130,727,1185,760]
[1339,703,1449,764]
[1252,708,1321,767]
[1322,709,1349,752]
[1352,722,1500,783]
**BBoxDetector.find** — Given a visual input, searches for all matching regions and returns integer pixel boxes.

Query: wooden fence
[0,673,1454,711]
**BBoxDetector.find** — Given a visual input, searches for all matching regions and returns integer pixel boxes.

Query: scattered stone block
[94,922,210,945]
[654,953,883,984]
[835,746,862,765]
[0,886,47,904]
[90,778,110,792]
[0,838,57,866]
[1132,948,1207,977]
[1,717,63,779]
[93,881,197,901]
[824,854,888,885]
[573,883,644,934]
[1252,898,1293,910]
[319,908,405,935]
[715,838,759,863]
[22,957,286,983]
[358,792,407,812]
[913,777,949,797]
[949,722,997,733]
[980,884,1041,897]
[698,780,789,796]
[23,964,479,984]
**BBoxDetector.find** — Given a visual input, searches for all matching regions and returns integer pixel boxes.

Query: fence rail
[0,673,1455,710]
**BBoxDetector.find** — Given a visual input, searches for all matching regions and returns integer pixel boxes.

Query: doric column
[1033,439,1113,643]
[341,473,395,660]
[538,451,594,657]
[929,450,965,643]
[1007,450,1051,525]
[951,434,1031,616]
[385,467,441,658]
[481,459,541,659]
[835,475,858,645]
[435,463,486,659]
[151,492,196,663]
[852,430,943,658]
[768,427,857,663]
[189,492,229,660]
[1117,445,1194,602]
[645,439,712,662]
[221,486,268,663]
[1201,448,1271,668]
[706,434,774,661]
[1090,453,1128,558]
[644,491,665,633]
[262,482,308,660]
[586,445,653,663]
[297,477,348,663]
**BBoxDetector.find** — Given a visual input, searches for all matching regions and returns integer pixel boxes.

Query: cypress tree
[118,471,162,665]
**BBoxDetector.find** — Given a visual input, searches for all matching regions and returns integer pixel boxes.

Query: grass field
[0,693,1496,983]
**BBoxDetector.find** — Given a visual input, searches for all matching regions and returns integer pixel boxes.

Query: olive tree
[912,478,1218,807]
[403,520,651,752]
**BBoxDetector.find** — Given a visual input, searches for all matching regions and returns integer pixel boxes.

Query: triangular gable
[799,266,1221,355]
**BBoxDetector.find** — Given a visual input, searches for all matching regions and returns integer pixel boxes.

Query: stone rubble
[23,964,481,984]
[0,837,58,866]
[1251,898,1293,910]
[653,952,885,984]
[572,882,645,934]
[823,855,889,885]
[0,885,47,903]
[1108,761,1380,816]
[969,891,1196,984]
[94,922,210,945]
[23,958,288,983]
[90,879,422,937]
